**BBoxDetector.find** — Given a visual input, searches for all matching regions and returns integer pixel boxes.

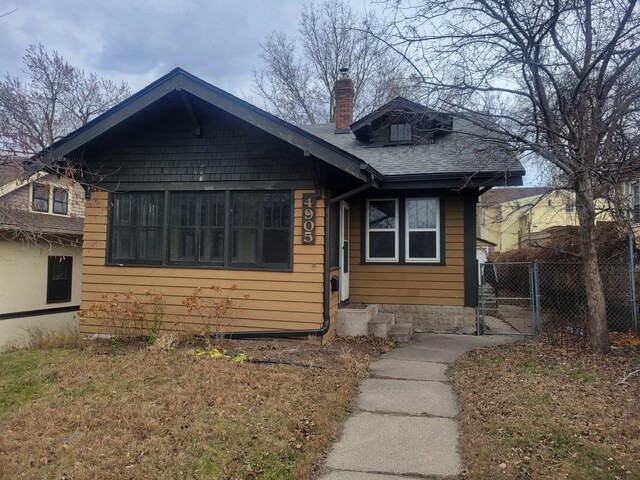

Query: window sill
[104,262,294,273]
[360,260,446,266]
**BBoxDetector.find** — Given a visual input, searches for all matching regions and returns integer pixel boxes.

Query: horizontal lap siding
[80,190,325,334]
[349,196,465,306]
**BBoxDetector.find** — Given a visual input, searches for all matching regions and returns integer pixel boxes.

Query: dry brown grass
[0,337,389,479]
[25,325,81,350]
[451,335,640,480]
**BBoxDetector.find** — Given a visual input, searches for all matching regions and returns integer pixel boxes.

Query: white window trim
[29,182,70,216]
[365,198,399,262]
[405,197,441,263]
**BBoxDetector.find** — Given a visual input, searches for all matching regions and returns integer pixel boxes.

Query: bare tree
[253,0,417,124]
[0,43,130,154]
[0,44,130,242]
[381,0,640,353]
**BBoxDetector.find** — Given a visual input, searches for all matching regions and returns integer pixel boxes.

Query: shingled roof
[301,119,524,179]
[480,187,550,206]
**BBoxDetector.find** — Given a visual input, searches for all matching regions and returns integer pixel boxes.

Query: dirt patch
[0,336,390,479]
[450,333,640,479]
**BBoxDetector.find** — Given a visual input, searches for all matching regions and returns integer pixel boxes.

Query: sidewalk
[321,333,513,479]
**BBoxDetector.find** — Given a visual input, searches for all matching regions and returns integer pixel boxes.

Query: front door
[339,200,350,302]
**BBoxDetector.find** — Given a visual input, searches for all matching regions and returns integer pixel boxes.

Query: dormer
[349,97,453,146]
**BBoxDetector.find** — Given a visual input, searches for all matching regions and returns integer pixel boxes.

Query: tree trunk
[575,173,610,353]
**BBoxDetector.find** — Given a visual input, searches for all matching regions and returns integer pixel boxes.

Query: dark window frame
[168,191,226,266]
[389,123,412,143]
[230,191,293,270]
[32,183,49,212]
[47,256,73,304]
[361,194,447,266]
[52,187,69,215]
[107,192,165,265]
[106,189,293,271]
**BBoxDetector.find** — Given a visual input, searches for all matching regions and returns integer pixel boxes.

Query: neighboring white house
[0,161,85,350]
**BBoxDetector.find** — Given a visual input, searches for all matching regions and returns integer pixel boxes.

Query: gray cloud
[0,0,324,94]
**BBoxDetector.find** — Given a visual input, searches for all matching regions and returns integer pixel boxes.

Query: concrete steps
[389,323,414,343]
[336,304,413,342]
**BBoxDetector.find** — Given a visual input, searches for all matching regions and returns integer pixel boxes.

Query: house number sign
[302,193,316,244]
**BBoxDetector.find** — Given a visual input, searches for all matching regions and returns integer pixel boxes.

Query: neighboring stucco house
[478,187,582,252]
[0,162,84,349]
[38,68,524,340]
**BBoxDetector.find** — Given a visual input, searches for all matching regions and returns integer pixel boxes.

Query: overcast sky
[0,0,376,97]
[0,0,539,185]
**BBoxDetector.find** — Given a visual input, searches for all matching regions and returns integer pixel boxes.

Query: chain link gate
[477,262,540,336]
[478,258,638,337]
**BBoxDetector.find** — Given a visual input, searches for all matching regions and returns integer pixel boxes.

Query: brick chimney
[334,67,353,133]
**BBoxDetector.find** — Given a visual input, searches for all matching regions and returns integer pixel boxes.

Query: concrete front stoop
[336,304,413,342]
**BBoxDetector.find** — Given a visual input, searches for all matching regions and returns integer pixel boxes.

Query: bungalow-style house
[39,68,524,340]
[0,161,84,349]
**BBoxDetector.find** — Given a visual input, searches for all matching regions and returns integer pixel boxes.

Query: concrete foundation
[380,305,477,334]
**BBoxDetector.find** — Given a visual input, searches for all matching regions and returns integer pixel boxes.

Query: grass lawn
[451,334,640,480]
[0,337,389,479]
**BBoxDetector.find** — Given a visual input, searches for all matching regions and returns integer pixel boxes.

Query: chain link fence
[478,260,639,341]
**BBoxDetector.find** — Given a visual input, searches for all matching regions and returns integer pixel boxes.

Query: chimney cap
[339,66,349,78]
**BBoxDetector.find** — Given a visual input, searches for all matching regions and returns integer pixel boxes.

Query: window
[390,123,411,142]
[109,192,164,264]
[31,184,69,215]
[47,256,72,303]
[108,190,292,269]
[633,183,640,224]
[53,187,68,215]
[32,184,49,212]
[169,192,225,265]
[405,198,440,262]
[231,191,291,268]
[565,203,574,213]
[366,199,399,261]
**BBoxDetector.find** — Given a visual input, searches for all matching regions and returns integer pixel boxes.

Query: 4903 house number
[302,193,316,244]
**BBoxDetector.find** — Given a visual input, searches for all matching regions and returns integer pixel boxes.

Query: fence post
[628,234,638,336]
[533,261,541,334]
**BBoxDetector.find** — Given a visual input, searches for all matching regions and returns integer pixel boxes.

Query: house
[38,68,524,340]
[478,187,581,252]
[0,160,84,349]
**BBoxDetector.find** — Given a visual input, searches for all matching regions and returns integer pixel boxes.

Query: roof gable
[350,96,453,142]
[42,68,372,183]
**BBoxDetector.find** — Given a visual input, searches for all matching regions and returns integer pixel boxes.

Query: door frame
[339,200,350,304]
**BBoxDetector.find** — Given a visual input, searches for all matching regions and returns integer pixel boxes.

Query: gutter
[225,171,377,340]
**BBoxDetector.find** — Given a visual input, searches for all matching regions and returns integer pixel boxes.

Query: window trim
[167,191,226,267]
[365,198,399,262]
[31,183,50,213]
[30,183,70,216]
[106,189,294,271]
[405,197,441,263]
[107,191,165,266]
[390,123,412,142]
[52,187,69,215]
[229,191,293,270]
[47,256,73,304]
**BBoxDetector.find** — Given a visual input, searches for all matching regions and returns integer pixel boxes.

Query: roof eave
[40,69,374,183]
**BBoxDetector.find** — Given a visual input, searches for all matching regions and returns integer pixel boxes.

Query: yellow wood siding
[80,190,326,334]
[349,196,465,306]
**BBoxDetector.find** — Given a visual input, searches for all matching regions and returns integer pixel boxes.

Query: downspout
[226,171,377,339]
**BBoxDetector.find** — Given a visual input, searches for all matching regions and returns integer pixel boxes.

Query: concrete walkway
[321,333,513,479]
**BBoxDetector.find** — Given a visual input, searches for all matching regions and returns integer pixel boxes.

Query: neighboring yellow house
[478,187,582,252]
[0,162,85,350]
